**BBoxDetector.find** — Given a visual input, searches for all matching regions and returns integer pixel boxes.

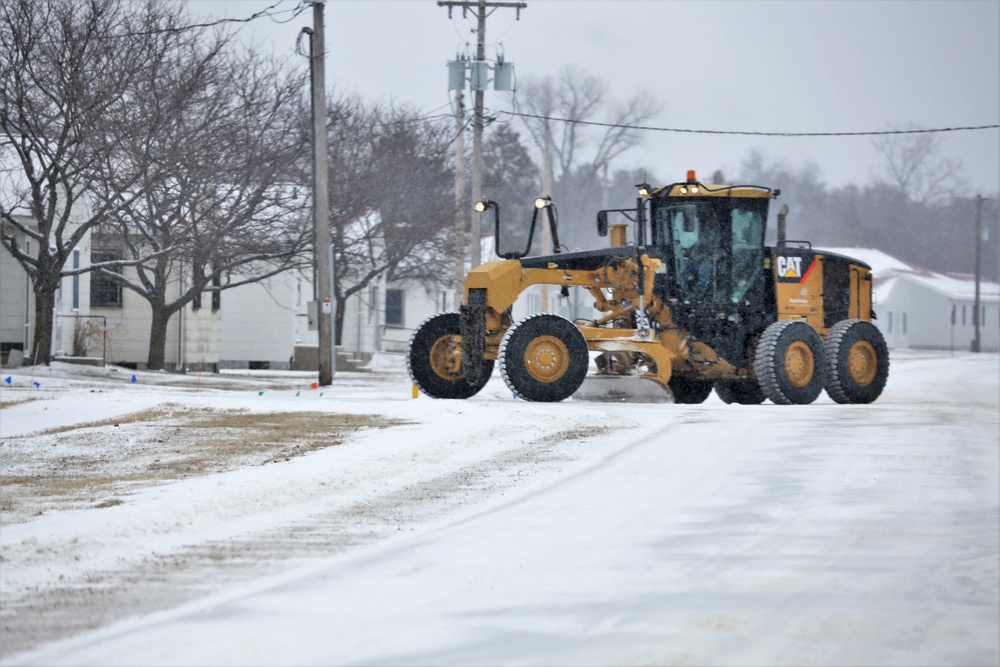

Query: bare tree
[736,148,998,281]
[89,46,311,370]
[871,124,966,205]
[516,65,660,182]
[0,0,168,364]
[324,98,456,342]
[480,123,539,255]
[512,65,660,250]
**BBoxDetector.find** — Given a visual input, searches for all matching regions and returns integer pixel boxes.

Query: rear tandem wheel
[753,319,827,405]
[824,319,890,404]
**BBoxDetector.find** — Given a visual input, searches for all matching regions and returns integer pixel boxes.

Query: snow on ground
[1,350,998,666]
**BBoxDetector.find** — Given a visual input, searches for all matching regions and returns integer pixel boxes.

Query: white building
[1,155,95,365]
[219,270,315,370]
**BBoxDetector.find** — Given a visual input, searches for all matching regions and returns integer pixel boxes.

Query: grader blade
[571,375,675,403]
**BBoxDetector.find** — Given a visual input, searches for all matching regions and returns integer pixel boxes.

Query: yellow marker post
[411,384,419,399]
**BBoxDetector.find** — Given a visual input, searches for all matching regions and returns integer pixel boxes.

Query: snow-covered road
[2,352,998,666]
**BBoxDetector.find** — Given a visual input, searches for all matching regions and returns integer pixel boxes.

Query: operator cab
[646,172,777,365]
[649,180,770,307]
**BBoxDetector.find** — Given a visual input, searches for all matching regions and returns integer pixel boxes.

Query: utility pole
[453,88,467,308]
[311,1,333,385]
[540,120,552,312]
[438,1,526,271]
[973,194,983,353]
[470,2,486,270]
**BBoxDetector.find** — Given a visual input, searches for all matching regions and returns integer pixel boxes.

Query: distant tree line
[483,67,998,282]
[736,146,999,282]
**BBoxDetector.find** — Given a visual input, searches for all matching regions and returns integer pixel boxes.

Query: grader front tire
[407,313,493,399]
[499,314,589,402]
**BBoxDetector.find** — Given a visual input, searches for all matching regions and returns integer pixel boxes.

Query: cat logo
[776,256,803,279]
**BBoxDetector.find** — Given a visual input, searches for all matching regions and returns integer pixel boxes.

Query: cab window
[730,205,766,302]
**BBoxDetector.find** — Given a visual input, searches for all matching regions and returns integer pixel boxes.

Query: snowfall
[0,350,997,666]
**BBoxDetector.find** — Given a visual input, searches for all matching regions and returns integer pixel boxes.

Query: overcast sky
[189,0,999,196]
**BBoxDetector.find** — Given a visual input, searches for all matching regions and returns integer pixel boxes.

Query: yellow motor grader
[407,171,889,404]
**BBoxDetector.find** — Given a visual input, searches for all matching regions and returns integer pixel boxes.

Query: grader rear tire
[824,319,890,404]
[499,314,589,402]
[407,313,493,399]
[753,320,826,405]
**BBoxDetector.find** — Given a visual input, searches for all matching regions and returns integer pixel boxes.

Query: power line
[10,1,307,46]
[373,112,457,128]
[121,1,308,37]
[492,109,1000,137]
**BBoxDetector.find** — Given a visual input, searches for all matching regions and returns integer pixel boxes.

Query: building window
[193,269,221,311]
[89,251,122,307]
[887,311,893,333]
[385,288,405,327]
[962,305,967,326]
[902,312,907,334]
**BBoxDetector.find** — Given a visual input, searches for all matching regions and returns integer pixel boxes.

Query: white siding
[0,233,31,356]
[220,272,311,368]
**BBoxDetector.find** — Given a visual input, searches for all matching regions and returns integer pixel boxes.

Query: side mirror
[597,211,608,237]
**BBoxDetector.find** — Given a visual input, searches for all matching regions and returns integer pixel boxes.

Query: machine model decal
[776,256,816,284]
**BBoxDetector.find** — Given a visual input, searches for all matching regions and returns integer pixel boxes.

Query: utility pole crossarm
[436,1,527,13]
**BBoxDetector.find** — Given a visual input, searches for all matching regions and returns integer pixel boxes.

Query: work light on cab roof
[678,169,700,194]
